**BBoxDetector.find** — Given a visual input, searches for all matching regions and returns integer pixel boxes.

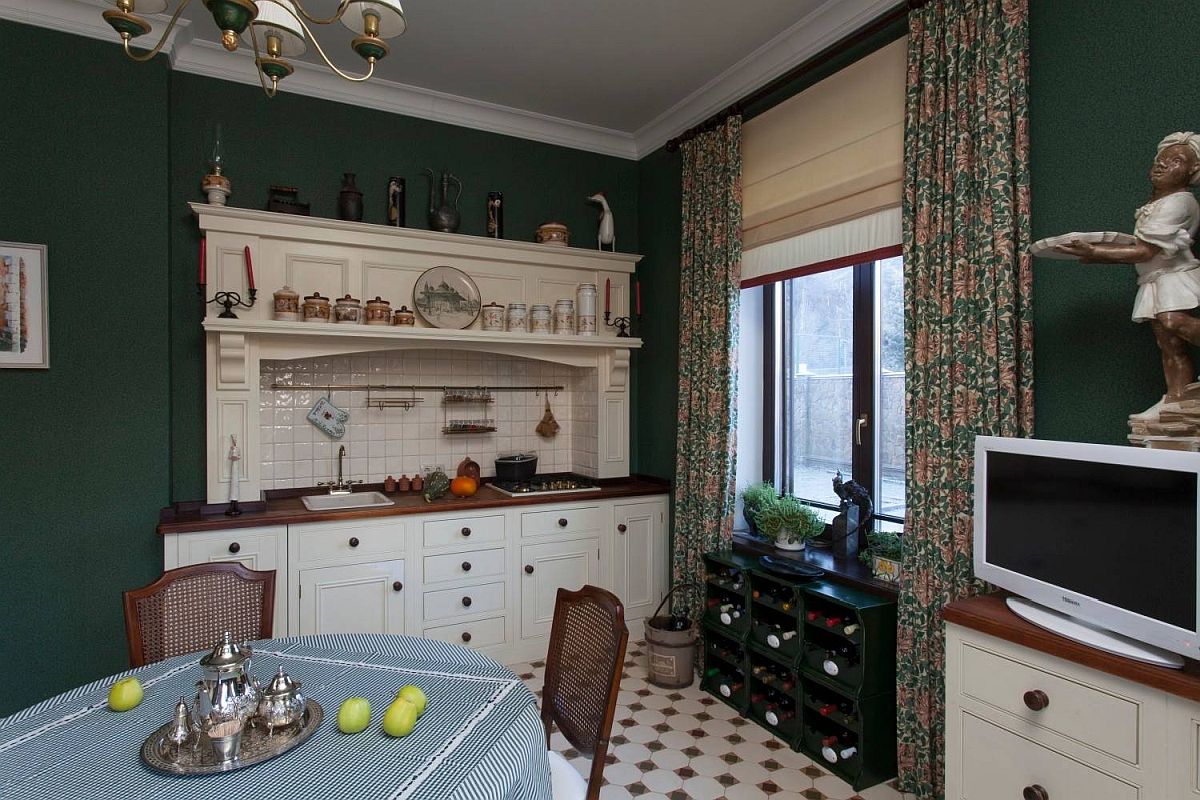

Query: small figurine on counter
[587,191,615,251]
[226,434,242,517]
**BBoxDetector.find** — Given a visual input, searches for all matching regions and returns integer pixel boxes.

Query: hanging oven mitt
[535,396,560,438]
[308,395,349,439]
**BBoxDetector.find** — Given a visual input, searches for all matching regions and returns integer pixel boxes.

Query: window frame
[759,246,905,527]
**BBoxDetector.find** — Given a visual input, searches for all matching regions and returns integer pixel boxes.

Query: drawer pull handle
[617,524,627,534]
[558,518,568,527]
[524,564,535,574]
[392,581,403,592]
[228,542,241,554]
[461,527,471,536]
[462,596,472,607]
[1022,785,1048,800]
[462,561,472,572]
[461,632,472,643]
[1022,690,1049,711]
[349,537,360,548]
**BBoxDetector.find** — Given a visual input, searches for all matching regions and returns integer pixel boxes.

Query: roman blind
[741,37,906,282]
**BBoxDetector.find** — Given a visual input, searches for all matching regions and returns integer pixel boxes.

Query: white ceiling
[3,0,903,157]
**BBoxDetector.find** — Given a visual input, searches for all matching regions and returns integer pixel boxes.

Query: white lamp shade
[342,0,406,39]
[242,1,307,57]
[119,0,169,13]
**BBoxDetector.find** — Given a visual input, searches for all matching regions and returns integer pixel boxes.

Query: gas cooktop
[490,473,599,496]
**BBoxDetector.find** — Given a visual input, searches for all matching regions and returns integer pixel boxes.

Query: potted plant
[754,493,825,551]
[859,529,903,583]
[740,481,777,537]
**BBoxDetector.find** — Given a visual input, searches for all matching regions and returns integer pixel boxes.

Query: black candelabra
[205,288,258,318]
[603,310,635,337]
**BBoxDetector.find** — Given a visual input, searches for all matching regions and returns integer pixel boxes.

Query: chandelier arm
[270,4,378,82]
[267,0,352,26]
[120,0,192,63]
[248,22,279,98]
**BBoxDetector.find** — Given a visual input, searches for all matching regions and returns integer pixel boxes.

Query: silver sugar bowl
[255,665,306,736]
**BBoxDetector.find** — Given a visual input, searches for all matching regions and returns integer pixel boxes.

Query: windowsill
[731,531,899,598]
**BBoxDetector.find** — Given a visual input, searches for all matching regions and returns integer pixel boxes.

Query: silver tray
[141,700,323,775]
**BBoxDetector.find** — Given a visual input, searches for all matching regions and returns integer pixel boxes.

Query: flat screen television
[974,435,1200,668]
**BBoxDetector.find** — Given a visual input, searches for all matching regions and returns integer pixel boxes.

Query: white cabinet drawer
[423,547,505,583]
[424,615,506,649]
[295,523,404,565]
[521,505,602,537]
[175,527,283,573]
[956,711,1138,800]
[423,582,505,622]
[423,515,504,548]
[959,641,1141,764]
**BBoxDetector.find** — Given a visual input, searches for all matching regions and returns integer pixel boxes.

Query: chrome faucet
[318,444,362,495]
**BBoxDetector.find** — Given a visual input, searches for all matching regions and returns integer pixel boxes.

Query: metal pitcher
[422,168,462,233]
[194,632,260,726]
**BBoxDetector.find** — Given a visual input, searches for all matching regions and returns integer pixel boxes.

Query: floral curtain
[896,1,1033,797]
[672,117,744,601]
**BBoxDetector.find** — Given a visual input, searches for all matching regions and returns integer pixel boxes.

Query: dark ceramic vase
[338,172,363,221]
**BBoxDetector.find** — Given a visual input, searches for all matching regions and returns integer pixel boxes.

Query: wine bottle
[842,623,861,636]
[818,703,838,717]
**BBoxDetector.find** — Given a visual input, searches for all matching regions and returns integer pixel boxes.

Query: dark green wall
[0,22,171,714]
[1029,0,1200,443]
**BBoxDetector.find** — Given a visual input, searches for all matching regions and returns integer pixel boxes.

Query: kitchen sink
[301,491,396,511]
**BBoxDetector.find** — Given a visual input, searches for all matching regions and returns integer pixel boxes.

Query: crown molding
[630,0,906,157]
[1,0,902,162]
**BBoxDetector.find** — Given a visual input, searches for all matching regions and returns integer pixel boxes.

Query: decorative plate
[1029,231,1138,260]
[413,266,481,329]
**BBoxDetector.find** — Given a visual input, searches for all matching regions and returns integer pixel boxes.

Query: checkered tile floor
[507,641,913,800]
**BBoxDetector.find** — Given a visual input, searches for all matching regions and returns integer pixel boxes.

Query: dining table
[0,633,551,799]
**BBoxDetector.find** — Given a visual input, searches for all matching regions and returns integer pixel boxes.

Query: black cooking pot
[495,453,538,482]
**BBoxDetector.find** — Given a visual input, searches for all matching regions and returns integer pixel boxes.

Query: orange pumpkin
[449,476,478,498]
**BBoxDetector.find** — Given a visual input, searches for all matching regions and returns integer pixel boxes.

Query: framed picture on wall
[0,241,48,369]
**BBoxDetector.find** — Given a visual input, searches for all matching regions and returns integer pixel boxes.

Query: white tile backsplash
[259,349,598,490]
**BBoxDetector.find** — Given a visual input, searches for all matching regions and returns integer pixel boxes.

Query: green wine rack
[701,550,897,792]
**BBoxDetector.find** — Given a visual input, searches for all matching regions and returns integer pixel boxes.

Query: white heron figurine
[587,191,615,251]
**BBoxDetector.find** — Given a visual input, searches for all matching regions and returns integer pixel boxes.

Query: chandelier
[101,1,406,97]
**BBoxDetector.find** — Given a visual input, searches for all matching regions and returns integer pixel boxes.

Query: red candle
[243,245,255,290]
[604,278,611,314]
[635,280,641,315]
[199,237,206,285]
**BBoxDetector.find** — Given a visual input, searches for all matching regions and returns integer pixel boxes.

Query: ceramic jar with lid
[273,285,300,321]
[536,222,569,246]
[392,305,415,326]
[481,301,505,331]
[506,303,527,332]
[576,283,597,335]
[334,294,362,324]
[530,304,551,334]
[553,299,575,335]
[365,296,391,325]
[302,292,331,323]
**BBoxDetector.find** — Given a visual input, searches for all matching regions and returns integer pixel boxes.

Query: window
[761,252,905,531]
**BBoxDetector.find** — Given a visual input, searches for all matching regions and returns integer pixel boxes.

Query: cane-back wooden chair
[123,562,276,667]
[540,585,629,800]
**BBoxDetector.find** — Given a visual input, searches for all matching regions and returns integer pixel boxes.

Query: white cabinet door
[612,500,666,623]
[520,538,600,640]
[167,526,288,634]
[297,560,405,636]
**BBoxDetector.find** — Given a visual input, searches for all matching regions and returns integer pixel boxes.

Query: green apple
[382,697,418,737]
[395,685,428,717]
[337,697,371,734]
[107,676,144,712]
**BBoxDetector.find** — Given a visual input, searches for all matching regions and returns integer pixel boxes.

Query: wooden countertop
[944,593,1200,703]
[158,476,670,535]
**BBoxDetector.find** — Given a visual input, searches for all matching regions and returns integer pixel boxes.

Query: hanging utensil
[535,394,560,438]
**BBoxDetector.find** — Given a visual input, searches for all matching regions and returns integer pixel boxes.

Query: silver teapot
[194,632,261,760]
[255,665,306,736]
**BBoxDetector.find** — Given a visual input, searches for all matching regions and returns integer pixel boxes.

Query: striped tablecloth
[0,634,551,800]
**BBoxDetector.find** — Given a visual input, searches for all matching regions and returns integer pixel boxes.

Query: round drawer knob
[228,542,241,554]
[1023,690,1049,711]
[1022,786,1049,800]
[349,537,360,548]
[462,596,472,607]
[461,527,471,536]
[461,632,472,643]
[557,518,568,527]
[462,561,472,572]
[524,564,535,574]
[392,581,403,592]
[617,524,627,533]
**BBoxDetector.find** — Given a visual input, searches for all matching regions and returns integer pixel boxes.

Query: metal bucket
[645,584,700,689]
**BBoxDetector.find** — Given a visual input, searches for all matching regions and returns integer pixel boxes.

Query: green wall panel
[0,22,170,715]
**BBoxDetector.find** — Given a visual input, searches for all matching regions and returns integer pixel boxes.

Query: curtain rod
[664,0,924,153]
